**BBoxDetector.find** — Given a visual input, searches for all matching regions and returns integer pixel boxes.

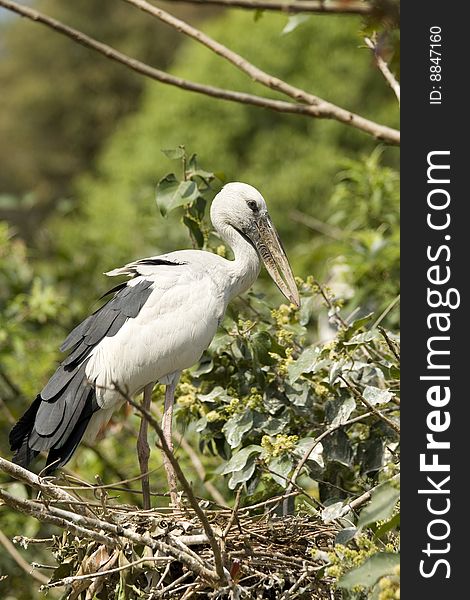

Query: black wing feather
[10,279,154,472]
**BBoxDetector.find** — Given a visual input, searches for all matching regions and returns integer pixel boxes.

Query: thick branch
[165,0,372,15]
[0,457,93,517]
[0,0,399,144]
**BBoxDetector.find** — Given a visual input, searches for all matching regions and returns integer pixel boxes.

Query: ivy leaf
[357,481,400,528]
[220,445,262,475]
[156,174,199,216]
[228,454,257,489]
[294,437,324,468]
[335,527,357,545]
[223,410,254,448]
[321,501,344,523]
[287,346,318,383]
[198,386,233,404]
[268,455,293,488]
[338,553,400,589]
[363,386,394,406]
[161,147,185,160]
[328,396,356,427]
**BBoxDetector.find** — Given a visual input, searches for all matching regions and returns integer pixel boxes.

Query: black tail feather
[9,395,42,451]
[10,378,98,472]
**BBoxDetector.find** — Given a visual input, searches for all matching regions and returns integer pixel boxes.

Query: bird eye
[247,200,258,211]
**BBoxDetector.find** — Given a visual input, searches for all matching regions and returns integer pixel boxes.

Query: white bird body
[84,246,260,438]
[10,183,298,476]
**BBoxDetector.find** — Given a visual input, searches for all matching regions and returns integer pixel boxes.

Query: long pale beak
[247,214,300,308]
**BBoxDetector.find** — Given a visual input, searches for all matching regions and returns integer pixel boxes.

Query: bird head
[211,182,300,308]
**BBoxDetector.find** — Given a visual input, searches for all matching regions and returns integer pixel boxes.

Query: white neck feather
[214,220,261,301]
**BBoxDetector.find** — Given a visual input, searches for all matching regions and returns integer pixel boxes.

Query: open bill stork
[10,182,299,507]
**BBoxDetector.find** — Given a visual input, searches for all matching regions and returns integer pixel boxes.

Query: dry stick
[339,473,400,518]
[364,37,400,104]
[287,410,394,491]
[339,376,400,434]
[173,428,228,507]
[0,457,93,517]
[0,487,219,583]
[290,209,345,240]
[0,489,117,547]
[0,0,399,144]
[43,555,172,590]
[166,0,372,15]
[126,396,228,585]
[222,487,242,538]
[377,326,400,363]
[123,0,399,143]
[0,528,49,585]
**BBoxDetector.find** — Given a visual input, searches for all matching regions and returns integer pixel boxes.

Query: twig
[372,294,400,329]
[339,473,400,517]
[365,36,400,104]
[0,457,93,517]
[314,279,348,329]
[123,0,399,143]
[279,570,309,599]
[173,427,228,507]
[339,376,400,434]
[42,555,172,589]
[0,489,117,547]
[155,571,192,597]
[125,395,227,584]
[223,487,242,538]
[290,209,345,240]
[0,487,219,583]
[288,410,394,490]
[377,326,400,363]
[165,0,372,15]
[0,0,400,144]
[0,528,49,585]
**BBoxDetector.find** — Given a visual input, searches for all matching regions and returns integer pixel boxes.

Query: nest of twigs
[40,507,337,599]
[1,457,339,600]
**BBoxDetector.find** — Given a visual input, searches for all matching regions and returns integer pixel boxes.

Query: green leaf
[228,454,257,489]
[220,445,262,475]
[294,437,324,468]
[268,455,293,488]
[183,215,204,248]
[375,512,400,539]
[330,396,356,427]
[287,345,318,383]
[161,147,185,160]
[338,553,400,589]
[198,386,233,404]
[155,175,199,216]
[335,527,357,545]
[223,410,254,448]
[321,501,344,523]
[282,14,310,35]
[363,385,394,406]
[358,481,400,528]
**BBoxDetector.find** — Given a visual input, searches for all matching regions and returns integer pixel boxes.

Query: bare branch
[165,0,372,15]
[365,36,400,103]
[339,375,400,434]
[0,528,49,585]
[0,0,399,144]
[0,457,93,517]
[125,395,228,584]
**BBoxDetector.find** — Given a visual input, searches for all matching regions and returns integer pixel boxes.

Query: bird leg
[162,380,179,507]
[137,383,154,510]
